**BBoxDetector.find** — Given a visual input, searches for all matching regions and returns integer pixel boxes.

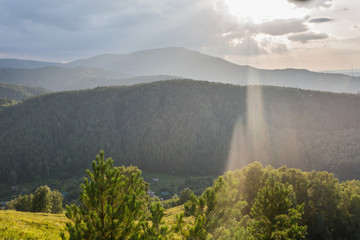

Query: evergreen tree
[138,202,169,240]
[51,190,64,214]
[5,185,62,213]
[5,193,33,212]
[248,178,306,240]
[32,185,53,213]
[61,150,148,240]
[182,176,247,239]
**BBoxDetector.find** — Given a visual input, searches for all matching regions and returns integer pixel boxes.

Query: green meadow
[0,206,187,239]
[0,210,68,239]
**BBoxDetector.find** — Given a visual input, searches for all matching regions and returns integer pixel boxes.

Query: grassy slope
[0,206,187,239]
[0,210,68,239]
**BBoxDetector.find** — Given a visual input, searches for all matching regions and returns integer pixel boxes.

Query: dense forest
[0,80,360,186]
[0,82,50,101]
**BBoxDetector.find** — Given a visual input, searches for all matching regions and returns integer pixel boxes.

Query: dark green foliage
[7,170,17,185]
[0,82,50,101]
[161,188,194,209]
[183,175,248,239]
[62,151,148,240]
[32,185,53,213]
[51,190,64,214]
[138,202,169,240]
[6,194,34,212]
[5,185,63,213]
[56,156,360,240]
[1,80,360,185]
[248,178,306,239]
[178,188,194,205]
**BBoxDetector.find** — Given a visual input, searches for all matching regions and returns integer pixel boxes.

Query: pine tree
[32,185,53,213]
[51,190,64,214]
[248,178,306,240]
[138,202,169,240]
[61,150,148,240]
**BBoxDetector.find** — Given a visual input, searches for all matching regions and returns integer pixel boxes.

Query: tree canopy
[1,80,360,186]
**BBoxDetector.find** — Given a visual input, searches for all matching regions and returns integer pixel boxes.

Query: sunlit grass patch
[0,210,68,239]
[0,206,186,239]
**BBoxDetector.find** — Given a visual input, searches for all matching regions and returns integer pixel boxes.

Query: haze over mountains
[0,66,179,91]
[0,47,359,93]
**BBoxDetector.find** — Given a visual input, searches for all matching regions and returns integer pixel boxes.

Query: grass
[0,210,68,239]
[0,206,191,239]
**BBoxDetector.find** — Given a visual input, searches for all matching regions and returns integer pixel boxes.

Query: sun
[225,0,308,23]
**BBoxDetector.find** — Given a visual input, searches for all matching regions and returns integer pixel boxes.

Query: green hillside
[0,82,50,101]
[0,210,68,239]
[0,80,360,186]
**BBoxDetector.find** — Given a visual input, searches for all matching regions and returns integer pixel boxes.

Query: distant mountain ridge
[1,47,359,93]
[0,66,181,91]
[0,59,61,69]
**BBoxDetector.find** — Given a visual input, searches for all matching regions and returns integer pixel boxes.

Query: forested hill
[0,82,50,101]
[1,80,360,184]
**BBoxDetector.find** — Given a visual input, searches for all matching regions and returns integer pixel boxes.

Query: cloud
[288,32,329,43]
[225,17,309,39]
[256,18,308,36]
[1,0,308,59]
[0,0,243,59]
[0,0,346,63]
[288,0,333,9]
[231,37,268,56]
[271,43,289,54]
[309,18,333,23]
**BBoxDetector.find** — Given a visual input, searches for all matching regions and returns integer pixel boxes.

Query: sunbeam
[226,69,270,171]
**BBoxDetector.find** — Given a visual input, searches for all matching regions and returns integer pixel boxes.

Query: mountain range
[0,47,359,93]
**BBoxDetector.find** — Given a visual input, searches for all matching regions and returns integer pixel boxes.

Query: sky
[0,0,359,71]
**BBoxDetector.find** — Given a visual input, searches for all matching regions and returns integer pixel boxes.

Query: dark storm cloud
[288,32,329,43]
[309,18,333,23]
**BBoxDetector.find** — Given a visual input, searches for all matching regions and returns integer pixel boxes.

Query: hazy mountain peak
[1,47,360,93]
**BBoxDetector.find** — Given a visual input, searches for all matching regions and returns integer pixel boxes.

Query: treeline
[6,185,63,214]
[0,82,50,101]
[61,152,360,239]
[0,98,17,110]
[0,80,360,185]
[202,161,360,239]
